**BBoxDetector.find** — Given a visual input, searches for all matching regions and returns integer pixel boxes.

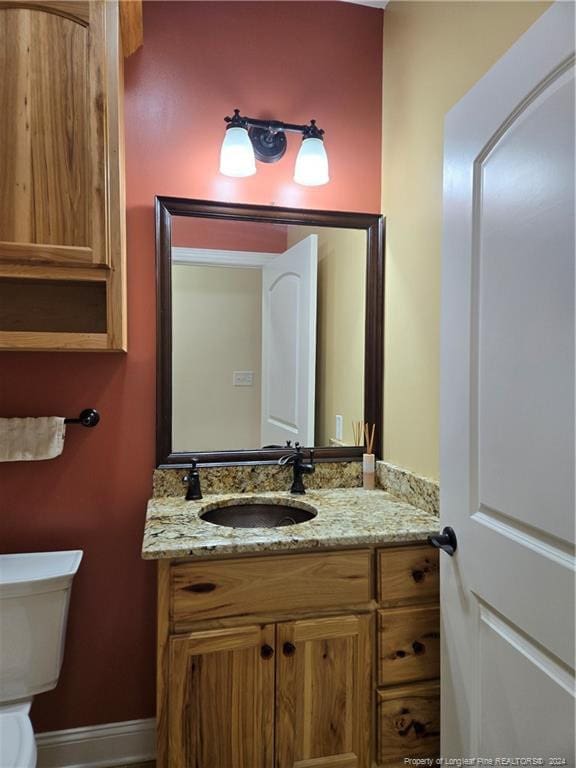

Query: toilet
[0,550,83,768]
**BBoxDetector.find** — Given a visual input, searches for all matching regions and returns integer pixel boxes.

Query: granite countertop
[142,487,440,560]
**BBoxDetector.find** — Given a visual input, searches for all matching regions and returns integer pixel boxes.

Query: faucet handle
[183,458,198,483]
[183,458,202,501]
[278,442,306,466]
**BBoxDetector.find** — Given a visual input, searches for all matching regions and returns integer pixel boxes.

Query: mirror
[156,198,384,466]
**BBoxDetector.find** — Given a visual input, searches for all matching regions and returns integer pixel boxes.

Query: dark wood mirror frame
[155,196,385,468]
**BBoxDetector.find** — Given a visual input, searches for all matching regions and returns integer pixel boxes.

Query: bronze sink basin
[199,500,317,529]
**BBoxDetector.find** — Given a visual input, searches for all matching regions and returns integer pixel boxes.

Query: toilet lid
[0,712,36,768]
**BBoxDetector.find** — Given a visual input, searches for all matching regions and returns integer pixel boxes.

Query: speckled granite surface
[376,461,439,516]
[153,461,362,498]
[142,487,439,560]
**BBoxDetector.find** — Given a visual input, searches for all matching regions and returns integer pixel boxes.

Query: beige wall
[287,227,366,446]
[381,1,551,480]
[172,264,262,451]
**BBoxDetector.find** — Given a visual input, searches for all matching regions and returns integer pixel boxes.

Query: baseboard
[36,717,156,768]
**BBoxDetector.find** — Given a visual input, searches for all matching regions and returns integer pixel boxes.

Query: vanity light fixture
[219,109,330,186]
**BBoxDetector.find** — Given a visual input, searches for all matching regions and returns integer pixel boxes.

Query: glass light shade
[219,127,256,177]
[293,137,330,186]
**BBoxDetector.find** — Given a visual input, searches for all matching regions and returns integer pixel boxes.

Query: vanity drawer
[378,546,439,606]
[171,550,372,628]
[378,605,440,687]
[377,681,440,765]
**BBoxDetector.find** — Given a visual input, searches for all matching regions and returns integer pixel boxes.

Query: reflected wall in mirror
[156,198,384,466]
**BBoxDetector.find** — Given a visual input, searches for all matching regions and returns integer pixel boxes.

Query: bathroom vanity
[143,488,441,768]
[147,195,440,766]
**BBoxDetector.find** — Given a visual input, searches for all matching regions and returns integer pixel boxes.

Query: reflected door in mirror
[261,236,318,448]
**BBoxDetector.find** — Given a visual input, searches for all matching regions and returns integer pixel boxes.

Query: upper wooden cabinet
[0,1,113,268]
[0,0,137,351]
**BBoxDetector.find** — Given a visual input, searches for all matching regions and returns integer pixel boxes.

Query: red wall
[172,217,288,251]
[0,1,382,732]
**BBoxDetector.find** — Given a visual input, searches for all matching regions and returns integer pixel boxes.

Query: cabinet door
[168,625,275,768]
[276,614,372,768]
[0,0,119,268]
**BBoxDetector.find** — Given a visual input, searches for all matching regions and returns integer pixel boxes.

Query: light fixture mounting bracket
[248,126,287,163]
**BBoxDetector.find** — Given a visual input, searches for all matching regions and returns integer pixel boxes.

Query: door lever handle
[428,526,457,556]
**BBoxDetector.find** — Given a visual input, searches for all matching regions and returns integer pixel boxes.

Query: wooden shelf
[0,241,94,266]
[0,264,109,282]
[0,331,110,352]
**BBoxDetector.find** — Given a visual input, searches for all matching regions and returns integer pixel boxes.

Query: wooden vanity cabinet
[167,616,372,768]
[158,545,440,768]
[0,0,140,351]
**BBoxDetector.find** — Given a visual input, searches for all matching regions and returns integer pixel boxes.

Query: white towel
[0,417,67,462]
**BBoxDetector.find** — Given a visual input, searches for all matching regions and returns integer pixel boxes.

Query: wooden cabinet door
[0,0,121,268]
[168,625,275,768]
[276,614,372,768]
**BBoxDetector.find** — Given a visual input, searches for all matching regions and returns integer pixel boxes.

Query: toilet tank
[0,551,83,703]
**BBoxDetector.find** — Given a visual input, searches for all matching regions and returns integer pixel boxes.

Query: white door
[441,3,575,761]
[261,235,317,447]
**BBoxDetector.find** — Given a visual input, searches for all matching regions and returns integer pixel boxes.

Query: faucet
[183,459,202,500]
[279,443,315,494]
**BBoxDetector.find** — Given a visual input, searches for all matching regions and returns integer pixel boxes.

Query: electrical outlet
[233,371,254,387]
[335,414,343,441]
